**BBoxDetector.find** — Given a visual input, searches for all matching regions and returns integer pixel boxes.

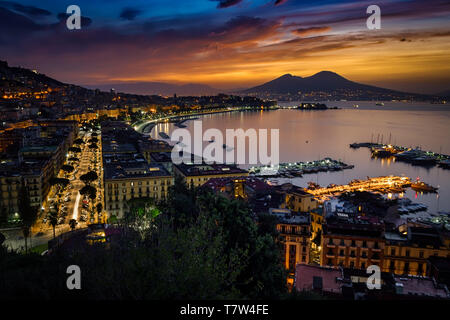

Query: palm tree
[48,209,58,240]
[18,185,37,253]
[69,219,77,231]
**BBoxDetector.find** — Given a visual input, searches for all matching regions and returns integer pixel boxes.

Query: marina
[149,106,450,213]
[249,158,354,178]
[350,141,450,168]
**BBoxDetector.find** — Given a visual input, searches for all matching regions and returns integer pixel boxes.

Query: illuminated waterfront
[150,102,450,213]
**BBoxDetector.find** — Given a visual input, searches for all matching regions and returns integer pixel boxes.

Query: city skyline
[1,0,450,305]
[1,0,450,94]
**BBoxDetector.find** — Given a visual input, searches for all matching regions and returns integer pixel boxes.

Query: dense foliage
[0,178,288,299]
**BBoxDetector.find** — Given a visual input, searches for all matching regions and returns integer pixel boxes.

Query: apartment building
[320,217,385,270]
[383,227,450,276]
[103,155,173,219]
[173,162,248,188]
[270,208,311,272]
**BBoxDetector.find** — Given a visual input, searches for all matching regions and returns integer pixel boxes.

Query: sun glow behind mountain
[1,0,450,94]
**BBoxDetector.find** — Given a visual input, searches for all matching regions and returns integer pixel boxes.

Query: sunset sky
[1,0,449,93]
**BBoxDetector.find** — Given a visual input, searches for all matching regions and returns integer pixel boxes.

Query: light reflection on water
[150,102,450,213]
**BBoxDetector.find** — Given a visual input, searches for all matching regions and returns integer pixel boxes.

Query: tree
[80,185,97,201]
[68,157,79,162]
[88,143,98,150]
[124,198,161,240]
[163,183,288,299]
[257,213,280,238]
[88,137,98,144]
[18,185,37,253]
[68,146,81,153]
[96,203,102,215]
[0,184,291,299]
[73,138,84,145]
[80,171,98,185]
[48,209,58,240]
[61,165,74,174]
[69,219,78,231]
[49,177,69,188]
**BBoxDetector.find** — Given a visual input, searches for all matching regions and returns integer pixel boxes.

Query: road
[2,129,104,251]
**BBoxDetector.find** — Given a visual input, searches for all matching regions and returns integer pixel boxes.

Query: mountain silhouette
[242,71,404,94]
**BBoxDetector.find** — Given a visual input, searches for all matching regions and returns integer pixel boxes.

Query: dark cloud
[0,7,44,44]
[1,0,449,93]
[274,0,288,5]
[0,1,51,17]
[119,7,142,21]
[292,26,331,37]
[209,16,281,45]
[282,0,450,28]
[212,0,243,9]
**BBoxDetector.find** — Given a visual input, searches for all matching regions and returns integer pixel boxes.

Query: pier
[304,176,412,198]
[249,158,354,178]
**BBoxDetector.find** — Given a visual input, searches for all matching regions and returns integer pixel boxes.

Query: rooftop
[102,141,137,154]
[104,160,171,180]
[203,176,272,193]
[150,151,173,163]
[19,145,58,153]
[324,216,384,238]
[174,162,248,177]
[295,264,343,294]
[0,158,51,177]
[269,208,310,225]
[394,276,449,298]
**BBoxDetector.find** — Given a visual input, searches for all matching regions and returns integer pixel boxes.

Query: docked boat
[438,159,450,169]
[394,149,422,161]
[411,181,438,193]
[410,156,437,166]
[371,147,393,158]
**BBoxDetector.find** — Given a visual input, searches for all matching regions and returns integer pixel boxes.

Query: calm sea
[151,101,450,213]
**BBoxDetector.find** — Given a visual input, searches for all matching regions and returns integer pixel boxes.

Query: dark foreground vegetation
[0,178,291,299]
